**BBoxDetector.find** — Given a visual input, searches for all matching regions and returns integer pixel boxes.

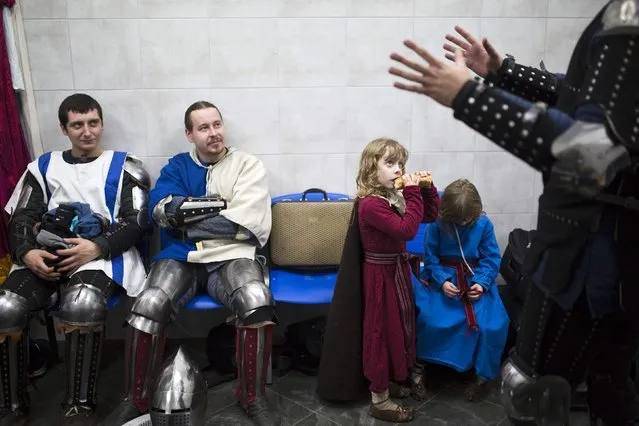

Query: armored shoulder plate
[123,155,151,190]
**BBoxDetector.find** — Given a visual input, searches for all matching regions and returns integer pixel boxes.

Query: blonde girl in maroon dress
[356,138,440,422]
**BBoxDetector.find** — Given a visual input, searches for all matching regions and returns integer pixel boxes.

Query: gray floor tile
[206,388,310,425]
[316,399,399,425]
[270,371,324,411]
[16,340,609,426]
[422,386,506,424]
[294,412,342,425]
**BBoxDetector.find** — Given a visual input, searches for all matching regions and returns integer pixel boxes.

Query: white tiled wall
[20,0,608,252]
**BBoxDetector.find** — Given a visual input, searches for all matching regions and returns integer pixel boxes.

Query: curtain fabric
[0,0,31,284]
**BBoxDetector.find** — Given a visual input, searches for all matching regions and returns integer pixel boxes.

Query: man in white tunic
[102,101,282,426]
[0,94,149,425]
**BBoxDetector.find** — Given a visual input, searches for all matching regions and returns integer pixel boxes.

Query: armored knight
[0,93,149,425]
[389,1,639,424]
[101,101,282,426]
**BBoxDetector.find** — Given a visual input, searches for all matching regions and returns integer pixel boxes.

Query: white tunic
[5,150,147,296]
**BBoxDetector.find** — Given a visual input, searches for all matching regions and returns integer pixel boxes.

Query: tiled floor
[24,339,592,426]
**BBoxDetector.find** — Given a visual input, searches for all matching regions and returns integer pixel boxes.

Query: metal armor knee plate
[126,259,197,336]
[500,358,572,425]
[0,290,29,334]
[231,282,275,325]
[218,258,275,325]
[0,290,30,416]
[149,346,207,426]
[57,283,108,328]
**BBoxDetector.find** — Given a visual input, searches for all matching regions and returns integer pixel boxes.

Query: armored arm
[453,0,639,198]
[484,55,564,106]
[452,79,573,173]
[92,155,151,259]
[152,195,242,241]
[8,172,46,264]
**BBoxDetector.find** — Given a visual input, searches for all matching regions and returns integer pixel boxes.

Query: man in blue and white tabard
[0,93,149,425]
[103,101,281,426]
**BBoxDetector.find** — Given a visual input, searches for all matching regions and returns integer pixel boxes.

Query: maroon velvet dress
[358,185,440,392]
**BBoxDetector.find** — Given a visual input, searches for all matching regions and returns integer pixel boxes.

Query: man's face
[60,109,103,156]
[185,107,226,161]
[377,151,403,190]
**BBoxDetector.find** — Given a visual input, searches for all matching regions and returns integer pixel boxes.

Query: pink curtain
[0,0,31,271]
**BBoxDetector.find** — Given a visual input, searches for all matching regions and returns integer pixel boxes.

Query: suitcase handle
[301,188,328,201]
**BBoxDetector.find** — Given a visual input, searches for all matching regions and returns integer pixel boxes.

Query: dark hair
[58,94,103,127]
[184,101,223,131]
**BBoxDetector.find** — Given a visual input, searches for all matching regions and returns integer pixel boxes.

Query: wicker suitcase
[270,189,353,267]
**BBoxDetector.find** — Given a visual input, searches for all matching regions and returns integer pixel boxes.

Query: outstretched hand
[443,25,502,78]
[389,40,472,108]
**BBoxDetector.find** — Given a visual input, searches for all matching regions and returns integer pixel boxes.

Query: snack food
[393,173,432,190]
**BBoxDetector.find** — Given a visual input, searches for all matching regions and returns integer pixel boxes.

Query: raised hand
[389,40,471,108]
[443,25,502,78]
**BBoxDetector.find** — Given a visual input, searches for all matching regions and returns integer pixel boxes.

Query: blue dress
[414,215,509,380]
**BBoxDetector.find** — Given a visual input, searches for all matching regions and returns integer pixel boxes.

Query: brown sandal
[389,382,411,399]
[369,401,415,423]
[411,380,427,401]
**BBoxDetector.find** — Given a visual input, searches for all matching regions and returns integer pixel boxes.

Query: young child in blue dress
[414,178,510,400]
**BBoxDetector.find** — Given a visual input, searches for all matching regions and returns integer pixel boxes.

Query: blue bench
[264,190,441,305]
[45,190,439,367]
[136,189,439,309]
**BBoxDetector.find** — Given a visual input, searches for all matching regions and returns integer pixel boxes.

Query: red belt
[440,258,479,332]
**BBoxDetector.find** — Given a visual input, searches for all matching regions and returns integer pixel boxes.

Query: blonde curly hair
[440,178,484,226]
[356,138,408,198]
